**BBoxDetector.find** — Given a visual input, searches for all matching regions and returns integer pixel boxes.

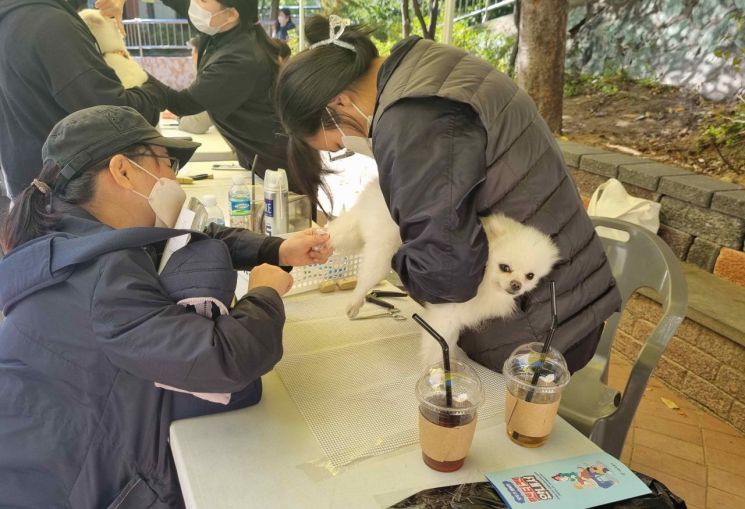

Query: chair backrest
[591,218,688,377]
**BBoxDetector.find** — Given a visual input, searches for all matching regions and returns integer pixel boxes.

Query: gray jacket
[373,37,621,371]
[0,208,285,507]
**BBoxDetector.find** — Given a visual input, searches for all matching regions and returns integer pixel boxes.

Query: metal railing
[454,0,515,23]
[123,19,195,57]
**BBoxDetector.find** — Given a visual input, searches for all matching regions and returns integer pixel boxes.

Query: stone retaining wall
[562,139,745,432]
[566,0,745,101]
[560,140,745,288]
[617,294,745,433]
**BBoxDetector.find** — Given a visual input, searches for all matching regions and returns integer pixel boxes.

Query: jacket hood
[0,210,192,315]
[0,233,77,315]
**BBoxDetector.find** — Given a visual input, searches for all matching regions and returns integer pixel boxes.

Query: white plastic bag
[588,178,661,241]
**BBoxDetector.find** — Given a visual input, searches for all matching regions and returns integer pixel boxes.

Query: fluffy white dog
[79,9,148,89]
[328,179,560,363]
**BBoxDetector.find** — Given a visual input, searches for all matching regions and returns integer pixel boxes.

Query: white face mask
[326,103,374,159]
[188,1,230,36]
[129,159,186,228]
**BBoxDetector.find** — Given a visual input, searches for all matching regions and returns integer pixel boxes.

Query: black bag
[388,473,687,509]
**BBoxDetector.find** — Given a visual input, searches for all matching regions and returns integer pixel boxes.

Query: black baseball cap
[42,105,201,193]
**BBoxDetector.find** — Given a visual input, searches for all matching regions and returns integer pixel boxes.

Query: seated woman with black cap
[0,105,331,508]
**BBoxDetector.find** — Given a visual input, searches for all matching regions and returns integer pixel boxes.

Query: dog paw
[346,300,364,319]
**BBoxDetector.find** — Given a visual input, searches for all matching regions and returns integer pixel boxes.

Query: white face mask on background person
[188,1,230,36]
[128,159,186,228]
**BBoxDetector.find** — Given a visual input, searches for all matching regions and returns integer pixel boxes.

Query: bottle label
[265,198,274,217]
[230,197,250,215]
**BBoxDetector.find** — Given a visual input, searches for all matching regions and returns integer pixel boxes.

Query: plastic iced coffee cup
[503,342,570,448]
[416,360,484,472]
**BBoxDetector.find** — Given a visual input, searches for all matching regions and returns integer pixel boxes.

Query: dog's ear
[79,9,104,27]
[479,213,513,239]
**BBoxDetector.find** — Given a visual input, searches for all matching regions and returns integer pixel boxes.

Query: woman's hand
[278,228,333,266]
[94,0,125,34]
[95,0,124,17]
[248,264,293,296]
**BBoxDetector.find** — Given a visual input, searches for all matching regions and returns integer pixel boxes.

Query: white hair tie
[309,15,357,53]
[32,179,51,195]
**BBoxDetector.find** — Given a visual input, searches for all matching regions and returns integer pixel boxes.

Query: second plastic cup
[416,360,484,472]
[503,342,571,448]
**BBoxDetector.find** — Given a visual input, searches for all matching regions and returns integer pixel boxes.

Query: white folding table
[160,122,236,162]
[170,289,601,509]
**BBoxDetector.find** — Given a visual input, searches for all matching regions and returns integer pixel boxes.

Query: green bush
[702,96,745,147]
[450,21,514,72]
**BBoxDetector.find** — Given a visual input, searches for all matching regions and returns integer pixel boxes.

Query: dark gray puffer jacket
[372,37,621,372]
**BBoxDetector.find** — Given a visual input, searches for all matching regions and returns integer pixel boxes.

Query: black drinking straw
[413,313,453,407]
[509,281,558,441]
[526,281,558,403]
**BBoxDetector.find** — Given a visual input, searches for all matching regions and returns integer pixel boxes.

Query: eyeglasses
[323,108,354,161]
[125,152,181,174]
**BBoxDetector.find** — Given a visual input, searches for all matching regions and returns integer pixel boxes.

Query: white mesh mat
[275,284,506,469]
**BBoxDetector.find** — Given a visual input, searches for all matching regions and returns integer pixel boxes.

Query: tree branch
[713,139,741,174]
[508,0,521,77]
[401,0,411,38]
[411,0,429,39]
[427,0,439,39]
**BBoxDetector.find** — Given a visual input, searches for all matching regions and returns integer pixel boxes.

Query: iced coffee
[503,342,570,447]
[416,360,484,472]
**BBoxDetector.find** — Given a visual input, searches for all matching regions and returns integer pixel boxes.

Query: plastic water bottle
[201,194,225,226]
[263,168,289,236]
[228,176,251,229]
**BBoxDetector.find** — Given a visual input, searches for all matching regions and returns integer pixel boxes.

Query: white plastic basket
[236,253,362,297]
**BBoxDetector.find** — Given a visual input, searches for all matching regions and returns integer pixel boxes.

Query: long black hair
[0,146,143,252]
[275,15,378,206]
[219,0,284,74]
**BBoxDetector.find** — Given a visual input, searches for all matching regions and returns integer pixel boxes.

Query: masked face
[188,1,231,36]
[129,159,186,228]
[325,103,374,159]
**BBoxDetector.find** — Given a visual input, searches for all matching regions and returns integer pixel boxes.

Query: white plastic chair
[558,217,688,458]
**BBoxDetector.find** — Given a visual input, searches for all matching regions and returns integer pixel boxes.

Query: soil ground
[562,80,745,185]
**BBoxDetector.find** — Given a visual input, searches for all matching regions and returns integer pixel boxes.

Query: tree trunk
[401,0,411,38]
[516,0,568,134]
[270,0,280,23]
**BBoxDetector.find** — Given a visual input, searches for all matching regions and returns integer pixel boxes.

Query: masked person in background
[101,0,293,183]
[0,106,331,508]
[275,16,621,374]
[272,7,295,41]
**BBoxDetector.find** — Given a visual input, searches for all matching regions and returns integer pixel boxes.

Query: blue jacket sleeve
[91,249,284,393]
[373,97,489,304]
[204,223,284,269]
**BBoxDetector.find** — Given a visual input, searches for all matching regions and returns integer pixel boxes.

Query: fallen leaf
[606,143,642,156]
[661,397,680,410]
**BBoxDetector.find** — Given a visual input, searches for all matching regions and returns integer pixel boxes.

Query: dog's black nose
[510,280,522,292]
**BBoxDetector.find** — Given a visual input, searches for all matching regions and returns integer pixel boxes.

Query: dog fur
[79,9,148,89]
[327,179,560,364]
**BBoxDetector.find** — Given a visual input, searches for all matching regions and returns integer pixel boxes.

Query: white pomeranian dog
[327,179,560,364]
[79,9,148,89]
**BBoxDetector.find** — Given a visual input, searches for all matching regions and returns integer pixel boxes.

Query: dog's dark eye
[499,264,511,273]
[526,273,535,280]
